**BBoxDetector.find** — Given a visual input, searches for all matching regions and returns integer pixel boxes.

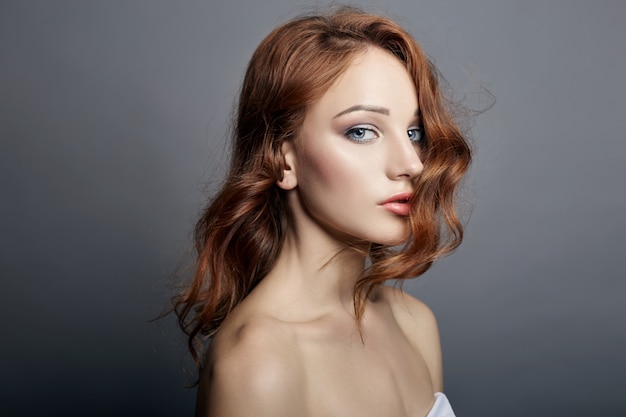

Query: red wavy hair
[174,6,472,370]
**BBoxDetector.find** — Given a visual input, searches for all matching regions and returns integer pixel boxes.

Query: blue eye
[345,126,378,143]
[408,127,424,144]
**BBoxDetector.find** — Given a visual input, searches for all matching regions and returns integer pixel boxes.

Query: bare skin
[197,283,442,417]
[196,47,443,417]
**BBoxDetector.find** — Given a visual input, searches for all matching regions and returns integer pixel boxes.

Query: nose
[386,133,424,180]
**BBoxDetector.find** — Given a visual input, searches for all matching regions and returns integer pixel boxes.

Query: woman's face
[285,47,424,246]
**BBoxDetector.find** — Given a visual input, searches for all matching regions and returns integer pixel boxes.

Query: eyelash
[344,125,425,144]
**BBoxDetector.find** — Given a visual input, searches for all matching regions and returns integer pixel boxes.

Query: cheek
[300,146,363,195]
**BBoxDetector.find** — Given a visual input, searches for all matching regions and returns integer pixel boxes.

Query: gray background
[1,1,625,416]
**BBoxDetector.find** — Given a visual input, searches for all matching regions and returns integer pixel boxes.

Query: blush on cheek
[300,142,346,187]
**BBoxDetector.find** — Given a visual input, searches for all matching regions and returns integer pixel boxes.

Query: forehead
[310,47,418,117]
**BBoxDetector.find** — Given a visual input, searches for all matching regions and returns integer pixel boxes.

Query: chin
[370,228,411,247]
[375,237,409,247]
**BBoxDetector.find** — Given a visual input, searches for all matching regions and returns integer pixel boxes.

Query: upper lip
[380,192,413,205]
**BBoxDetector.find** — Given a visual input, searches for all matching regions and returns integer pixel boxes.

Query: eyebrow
[333,105,420,119]
[333,105,390,118]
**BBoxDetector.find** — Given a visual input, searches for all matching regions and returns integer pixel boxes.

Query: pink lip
[380,192,413,216]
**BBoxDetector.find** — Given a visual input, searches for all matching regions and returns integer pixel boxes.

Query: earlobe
[277,141,298,190]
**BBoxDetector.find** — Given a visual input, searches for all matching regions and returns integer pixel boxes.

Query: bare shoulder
[377,285,438,329]
[196,317,305,417]
[377,285,444,391]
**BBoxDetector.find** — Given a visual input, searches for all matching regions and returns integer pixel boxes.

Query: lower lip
[381,202,411,216]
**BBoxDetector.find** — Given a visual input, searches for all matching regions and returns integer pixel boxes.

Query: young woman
[175,7,471,417]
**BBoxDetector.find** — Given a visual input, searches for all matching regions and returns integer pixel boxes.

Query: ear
[276,140,298,190]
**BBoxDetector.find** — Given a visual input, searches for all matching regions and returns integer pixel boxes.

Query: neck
[259,219,368,320]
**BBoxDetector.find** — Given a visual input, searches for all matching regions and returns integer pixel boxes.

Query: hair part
[174,5,472,373]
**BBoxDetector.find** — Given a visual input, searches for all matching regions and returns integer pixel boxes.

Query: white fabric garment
[425,392,456,417]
